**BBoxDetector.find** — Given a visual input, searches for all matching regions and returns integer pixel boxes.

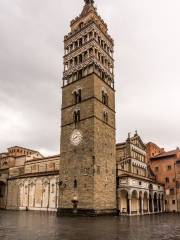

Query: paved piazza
[0,211,179,240]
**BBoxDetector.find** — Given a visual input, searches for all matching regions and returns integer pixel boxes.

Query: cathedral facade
[0,0,166,215]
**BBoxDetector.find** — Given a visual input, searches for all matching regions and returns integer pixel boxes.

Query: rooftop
[151,148,180,160]
[8,146,39,153]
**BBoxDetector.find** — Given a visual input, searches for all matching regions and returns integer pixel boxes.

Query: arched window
[77,89,81,103]
[73,89,82,104]
[102,91,109,106]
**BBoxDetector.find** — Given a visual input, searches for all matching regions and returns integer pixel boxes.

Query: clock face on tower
[70,130,83,146]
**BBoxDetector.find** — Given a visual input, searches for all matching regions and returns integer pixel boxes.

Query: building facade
[146,142,165,164]
[149,146,180,212]
[116,133,164,215]
[0,146,60,211]
[176,160,180,211]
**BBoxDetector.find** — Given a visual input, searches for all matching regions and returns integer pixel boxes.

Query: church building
[0,0,165,216]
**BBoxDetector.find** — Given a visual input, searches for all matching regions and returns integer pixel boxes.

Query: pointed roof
[84,0,95,6]
[80,0,96,17]
[70,0,108,34]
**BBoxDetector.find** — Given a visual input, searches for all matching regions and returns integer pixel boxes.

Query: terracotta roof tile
[151,149,179,159]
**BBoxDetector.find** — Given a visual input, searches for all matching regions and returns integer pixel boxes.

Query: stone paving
[0,211,179,240]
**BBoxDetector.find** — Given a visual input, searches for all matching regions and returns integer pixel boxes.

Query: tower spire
[84,0,94,5]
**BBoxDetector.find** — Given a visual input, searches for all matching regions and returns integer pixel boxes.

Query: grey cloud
[0,0,180,155]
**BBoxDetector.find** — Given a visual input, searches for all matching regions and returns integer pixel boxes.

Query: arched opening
[0,181,6,209]
[158,194,161,212]
[131,190,138,214]
[154,192,158,212]
[144,192,149,213]
[162,195,164,212]
[149,184,153,213]
[139,191,143,214]
[149,194,153,213]
[119,190,129,214]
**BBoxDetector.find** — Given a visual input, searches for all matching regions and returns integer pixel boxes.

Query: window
[102,91,109,106]
[70,59,73,67]
[78,70,83,79]
[84,35,87,42]
[74,56,78,65]
[73,110,81,125]
[84,51,88,59]
[75,41,78,48]
[84,168,88,175]
[79,54,83,63]
[51,184,55,193]
[3,161,8,166]
[79,22,84,29]
[102,72,105,80]
[103,111,108,123]
[74,89,82,104]
[89,31,93,39]
[74,179,77,189]
[121,164,124,170]
[170,188,174,195]
[165,177,169,183]
[98,36,101,44]
[97,166,100,175]
[79,38,82,46]
[167,165,172,171]
[139,181,142,186]
[155,167,159,172]
[89,48,93,55]
[172,200,176,205]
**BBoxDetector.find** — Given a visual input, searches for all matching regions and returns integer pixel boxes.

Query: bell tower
[58,0,116,216]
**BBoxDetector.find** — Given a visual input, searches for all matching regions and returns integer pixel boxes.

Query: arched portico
[118,181,165,216]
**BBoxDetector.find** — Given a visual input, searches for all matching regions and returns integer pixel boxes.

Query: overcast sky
[0,0,180,156]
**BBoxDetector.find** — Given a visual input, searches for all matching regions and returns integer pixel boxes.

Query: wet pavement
[0,211,179,240]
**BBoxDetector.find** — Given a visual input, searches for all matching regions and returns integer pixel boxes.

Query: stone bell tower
[58,0,116,216]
